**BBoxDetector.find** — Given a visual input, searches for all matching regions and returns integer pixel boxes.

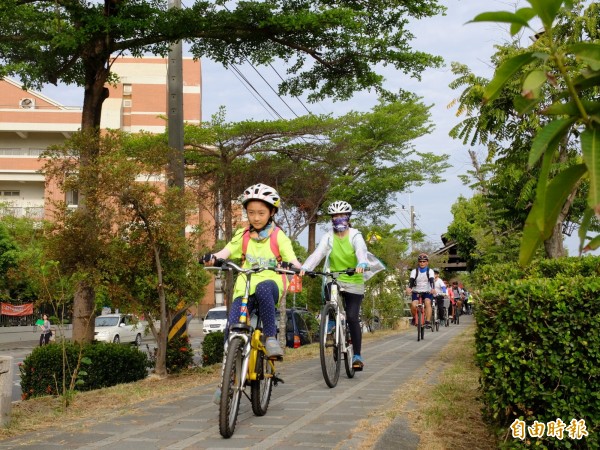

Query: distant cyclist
[406,253,436,328]
[450,281,464,322]
[433,269,447,322]
[300,200,370,371]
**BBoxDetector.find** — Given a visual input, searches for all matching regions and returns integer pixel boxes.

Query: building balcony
[0,206,44,220]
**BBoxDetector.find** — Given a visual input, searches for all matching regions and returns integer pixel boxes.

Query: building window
[123,84,132,95]
[0,191,20,197]
[123,99,132,107]
[66,190,79,206]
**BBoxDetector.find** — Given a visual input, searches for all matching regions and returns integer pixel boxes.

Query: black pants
[39,332,50,346]
[325,283,364,356]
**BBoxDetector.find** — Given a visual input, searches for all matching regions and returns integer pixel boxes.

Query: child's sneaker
[352,355,364,371]
[265,337,283,358]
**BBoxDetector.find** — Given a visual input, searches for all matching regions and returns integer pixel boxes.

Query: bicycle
[204,259,285,438]
[431,297,439,332]
[413,292,428,341]
[304,268,357,388]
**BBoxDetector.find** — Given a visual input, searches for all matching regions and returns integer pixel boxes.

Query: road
[2,321,206,402]
[0,316,473,449]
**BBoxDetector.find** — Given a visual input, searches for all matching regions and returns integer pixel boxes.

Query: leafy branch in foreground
[470,0,600,264]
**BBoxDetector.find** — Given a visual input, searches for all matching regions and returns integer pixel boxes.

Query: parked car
[285,308,319,348]
[202,306,227,334]
[94,314,143,345]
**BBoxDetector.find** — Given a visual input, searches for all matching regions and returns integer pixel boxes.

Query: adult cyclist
[300,200,370,371]
[433,269,447,323]
[406,253,436,329]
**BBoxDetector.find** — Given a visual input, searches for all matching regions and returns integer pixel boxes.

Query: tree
[187,97,449,252]
[43,130,209,375]
[469,0,600,265]
[0,0,445,341]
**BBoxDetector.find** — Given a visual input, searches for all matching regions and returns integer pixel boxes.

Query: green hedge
[474,256,600,449]
[20,342,149,399]
[202,331,224,366]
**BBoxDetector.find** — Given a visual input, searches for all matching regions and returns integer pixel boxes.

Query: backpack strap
[241,226,282,265]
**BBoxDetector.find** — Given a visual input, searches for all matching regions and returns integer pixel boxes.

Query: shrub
[473,256,600,449]
[202,331,224,366]
[20,341,148,399]
[165,335,195,374]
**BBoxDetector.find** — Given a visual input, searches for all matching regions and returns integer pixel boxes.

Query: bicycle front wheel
[320,303,341,388]
[251,349,273,416]
[417,307,423,342]
[219,337,244,438]
[343,323,355,379]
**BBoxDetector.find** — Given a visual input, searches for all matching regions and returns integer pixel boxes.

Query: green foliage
[469,0,600,264]
[165,336,195,374]
[20,342,148,399]
[201,331,225,366]
[472,256,600,448]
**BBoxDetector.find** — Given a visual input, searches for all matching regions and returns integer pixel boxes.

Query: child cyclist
[300,200,371,371]
[202,183,302,359]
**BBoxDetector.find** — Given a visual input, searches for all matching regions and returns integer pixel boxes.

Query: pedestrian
[39,314,51,346]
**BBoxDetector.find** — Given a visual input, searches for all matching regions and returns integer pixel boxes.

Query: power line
[227,64,285,120]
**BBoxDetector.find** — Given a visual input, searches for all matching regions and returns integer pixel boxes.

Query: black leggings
[325,283,364,356]
[39,332,50,346]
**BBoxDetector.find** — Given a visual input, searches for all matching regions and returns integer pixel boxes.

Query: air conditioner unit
[19,98,36,109]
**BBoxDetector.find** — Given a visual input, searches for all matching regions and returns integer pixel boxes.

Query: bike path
[0,316,473,449]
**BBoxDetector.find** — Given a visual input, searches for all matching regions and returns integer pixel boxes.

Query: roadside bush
[474,256,600,449]
[165,335,195,374]
[20,341,148,399]
[202,331,224,366]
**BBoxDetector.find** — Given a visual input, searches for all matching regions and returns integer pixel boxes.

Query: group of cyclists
[202,183,372,371]
[406,252,469,329]
[203,182,468,375]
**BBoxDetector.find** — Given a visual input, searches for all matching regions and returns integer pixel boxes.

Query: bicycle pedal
[273,374,285,386]
[352,363,364,371]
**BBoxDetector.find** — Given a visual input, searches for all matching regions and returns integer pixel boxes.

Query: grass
[352,323,497,450]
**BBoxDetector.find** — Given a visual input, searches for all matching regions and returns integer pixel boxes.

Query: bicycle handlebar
[202,259,300,276]
[302,268,356,278]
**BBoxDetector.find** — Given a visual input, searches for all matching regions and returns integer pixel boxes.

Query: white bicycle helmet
[327,200,352,215]
[242,183,281,209]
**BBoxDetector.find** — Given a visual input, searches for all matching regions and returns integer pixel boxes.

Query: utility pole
[410,205,415,252]
[167,0,184,191]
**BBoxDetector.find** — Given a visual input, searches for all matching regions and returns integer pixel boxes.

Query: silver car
[94,314,143,345]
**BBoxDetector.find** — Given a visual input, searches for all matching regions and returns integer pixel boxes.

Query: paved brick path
[0,316,473,449]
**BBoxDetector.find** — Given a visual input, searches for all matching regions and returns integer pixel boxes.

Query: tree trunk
[71,283,95,343]
[71,58,110,343]
[543,223,566,259]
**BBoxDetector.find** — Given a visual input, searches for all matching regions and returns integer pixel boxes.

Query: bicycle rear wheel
[251,348,273,416]
[320,303,341,388]
[343,323,355,379]
[219,337,244,438]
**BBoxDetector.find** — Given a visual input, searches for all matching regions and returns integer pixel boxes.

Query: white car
[94,314,143,345]
[202,306,228,334]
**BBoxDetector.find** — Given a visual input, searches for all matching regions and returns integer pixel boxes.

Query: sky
[38,0,590,255]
